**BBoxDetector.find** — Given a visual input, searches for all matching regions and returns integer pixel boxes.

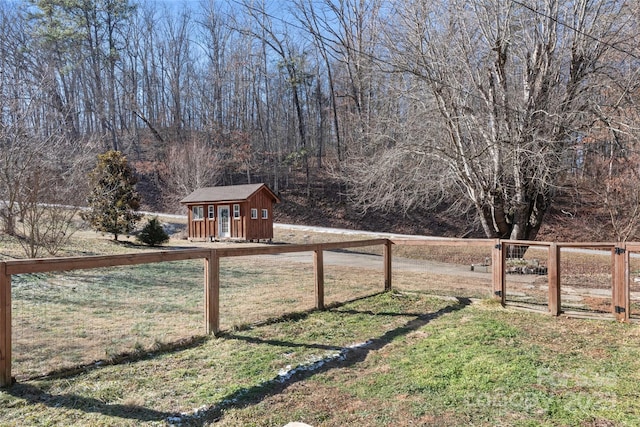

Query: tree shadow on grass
[21,335,209,382]
[180,297,472,426]
[225,291,389,332]
[4,296,471,425]
[3,339,210,423]
[5,383,176,423]
[223,306,457,353]
[15,292,384,384]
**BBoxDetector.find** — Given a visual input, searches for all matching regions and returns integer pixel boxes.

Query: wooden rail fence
[0,239,390,386]
[0,237,637,386]
[495,241,629,321]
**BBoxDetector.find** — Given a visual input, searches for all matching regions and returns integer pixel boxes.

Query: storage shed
[180,183,280,242]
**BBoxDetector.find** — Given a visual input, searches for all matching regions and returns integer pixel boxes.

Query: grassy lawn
[1,223,639,425]
[0,292,639,426]
[12,260,204,379]
[9,248,385,380]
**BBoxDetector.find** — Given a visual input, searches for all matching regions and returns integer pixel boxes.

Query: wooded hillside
[1,0,639,243]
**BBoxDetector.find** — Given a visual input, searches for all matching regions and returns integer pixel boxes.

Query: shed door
[218,205,230,238]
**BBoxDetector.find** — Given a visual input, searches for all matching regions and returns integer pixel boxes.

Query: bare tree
[0,67,90,255]
[16,143,88,257]
[29,0,135,150]
[233,0,316,195]
[161,137,223,211]
[0,5,28,235]
[593,157,640,243]
[0,4,88,256]
[351,0,635,240]
[292,0,342,164]
[580,53,640,242]
[4,0,639,241]
[0,82,89,256]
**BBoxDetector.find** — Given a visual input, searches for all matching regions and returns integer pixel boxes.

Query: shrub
[137,217,169,246]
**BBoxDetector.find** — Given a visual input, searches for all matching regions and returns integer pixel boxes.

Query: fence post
[624,246,631,321]
[384,240,392,291]
[612,245,628,322]
[314,246,325,310]
[0,262,11,387]
[492,239,505,304]
[548,243,561,316]
[205,250,220,334]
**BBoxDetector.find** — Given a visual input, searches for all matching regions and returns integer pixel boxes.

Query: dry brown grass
[6,226,391,379]
[3,220,637,381]
[12,261,203,379]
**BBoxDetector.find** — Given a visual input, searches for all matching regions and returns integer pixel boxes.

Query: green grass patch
[1,293,639,426]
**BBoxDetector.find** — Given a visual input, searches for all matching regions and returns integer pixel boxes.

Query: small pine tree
[83,150,142,241]
[137,217,170,246]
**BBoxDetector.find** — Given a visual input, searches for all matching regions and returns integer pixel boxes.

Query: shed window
[262,209,268,219]
[208,206,215,219]
[233,204,240,219]
[251,208,258,219]
[192,206,204,220]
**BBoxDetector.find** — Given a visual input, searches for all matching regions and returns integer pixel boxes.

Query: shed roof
[180,183,280,204]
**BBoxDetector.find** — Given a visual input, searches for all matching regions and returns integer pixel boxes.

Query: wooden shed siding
[231,202,245,238]
[207,215,215,239]
[184,204,213,240]
[183,185,277,241]
[192,216,207,239]
[187,206,192,237]
[245,190,274,240]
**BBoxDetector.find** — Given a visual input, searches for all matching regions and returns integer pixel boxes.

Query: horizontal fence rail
[1,237,638,387]
[3,249,212,275]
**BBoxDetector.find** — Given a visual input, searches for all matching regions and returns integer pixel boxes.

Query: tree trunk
[2,210,16,236]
